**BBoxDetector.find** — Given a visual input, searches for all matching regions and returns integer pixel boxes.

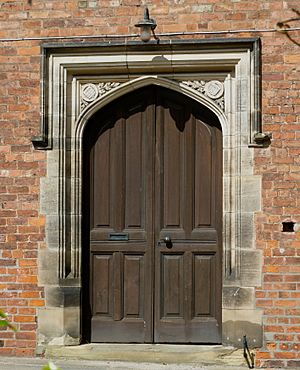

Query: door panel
[161,254,184,318]
[89,90,154,342]
[194,122,212,227]
[125,117,144,229]
[86,86,222,343]
[154,89,222,343]
[193,254,215,317]
[92,254,113,316]
[163,103,183,229]
[123,254,145,317]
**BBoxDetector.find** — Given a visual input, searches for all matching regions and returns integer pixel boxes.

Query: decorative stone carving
[81,82,121,110]
[81,83,99,102]
[205,80,224,99]
[180,80,225,110]
[80,80,225,112]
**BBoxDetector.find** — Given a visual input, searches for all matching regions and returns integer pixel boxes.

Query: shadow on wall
[277,8,300,47]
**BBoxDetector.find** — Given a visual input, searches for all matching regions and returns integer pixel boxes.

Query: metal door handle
[163,236,172,248]
[157,236,172,248]
[163,236,172,244]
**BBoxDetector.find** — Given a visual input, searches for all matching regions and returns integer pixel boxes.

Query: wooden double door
[84,86,222,343]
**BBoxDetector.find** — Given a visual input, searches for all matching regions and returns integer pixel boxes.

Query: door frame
[35,39,264,349]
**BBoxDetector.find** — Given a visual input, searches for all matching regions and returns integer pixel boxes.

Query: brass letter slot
[109,233,129,241]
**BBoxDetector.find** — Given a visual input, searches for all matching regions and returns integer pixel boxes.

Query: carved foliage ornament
[80,79,225,112]
[180,80,225,110]
[81,82,121,110]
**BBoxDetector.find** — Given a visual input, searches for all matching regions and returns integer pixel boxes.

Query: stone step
[45,344,248,368]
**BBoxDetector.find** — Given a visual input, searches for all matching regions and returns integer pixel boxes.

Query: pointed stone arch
[77,76,228,139]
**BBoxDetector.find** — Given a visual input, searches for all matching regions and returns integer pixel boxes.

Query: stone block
[240,250,263,286]
[241,147,254,175]
[241,176,261,212]
[40,177,59,214]
[45,215,60,245]
[64,307,81,339]
[192,5,213,12]
[38,307,80,345]
[45,286,81,308]
[240,212,255,248]
[223,309,263,347]
[38,248,59,285]
[38,307,64,338]
[46,150,60,178]
[223,286,255,309]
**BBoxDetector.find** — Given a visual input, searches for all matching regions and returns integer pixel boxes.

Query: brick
[275,351,298,359]
[5,339,36,348]
[13,316,36,323]
[14,348,35,357]
[274,334,295,341]
[256,351,271,359]
[287,326,300,333]
[0,348,14,355]
[264,274,284,282]
[256,299,273,307]
[18,323,37,331]
[287,361,300,368]
[260,360,285,367]
[284,55,300,64]
[43,19,65,28]
[28,300,44,307]
[15,332,36,340]
[16,275,38,284]
[274,300,297,307]
[264,325,285,333]
[18,308,36,315]
[285,275,300,282]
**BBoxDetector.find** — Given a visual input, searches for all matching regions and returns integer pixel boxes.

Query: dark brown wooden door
[85,86,222,343]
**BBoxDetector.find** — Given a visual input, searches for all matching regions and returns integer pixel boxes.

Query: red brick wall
[0,0,299,366]
[0,22,45,354]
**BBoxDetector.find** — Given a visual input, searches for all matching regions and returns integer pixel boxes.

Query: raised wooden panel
[162,103,182,229]
[125,110,144,229]
[194,121,212,228]
[92,128,111,228]
[111,117,125,232]
[123,254,144,317]
[92,254,113,316]
[193,254,215,317]
[161,254,184,318]
[182,118,195,238]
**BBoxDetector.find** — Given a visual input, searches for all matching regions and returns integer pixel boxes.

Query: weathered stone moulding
[33,39,264,348]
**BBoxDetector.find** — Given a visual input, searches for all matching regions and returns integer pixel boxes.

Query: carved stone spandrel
[80,82,121,111]
[180,80,225,110]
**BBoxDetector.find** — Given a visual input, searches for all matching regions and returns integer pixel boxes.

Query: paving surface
[0,357,288,370]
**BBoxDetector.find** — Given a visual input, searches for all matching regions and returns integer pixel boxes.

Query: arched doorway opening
[82,86,222,344]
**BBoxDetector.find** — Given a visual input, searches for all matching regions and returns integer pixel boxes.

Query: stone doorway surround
[33,39,266,349]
